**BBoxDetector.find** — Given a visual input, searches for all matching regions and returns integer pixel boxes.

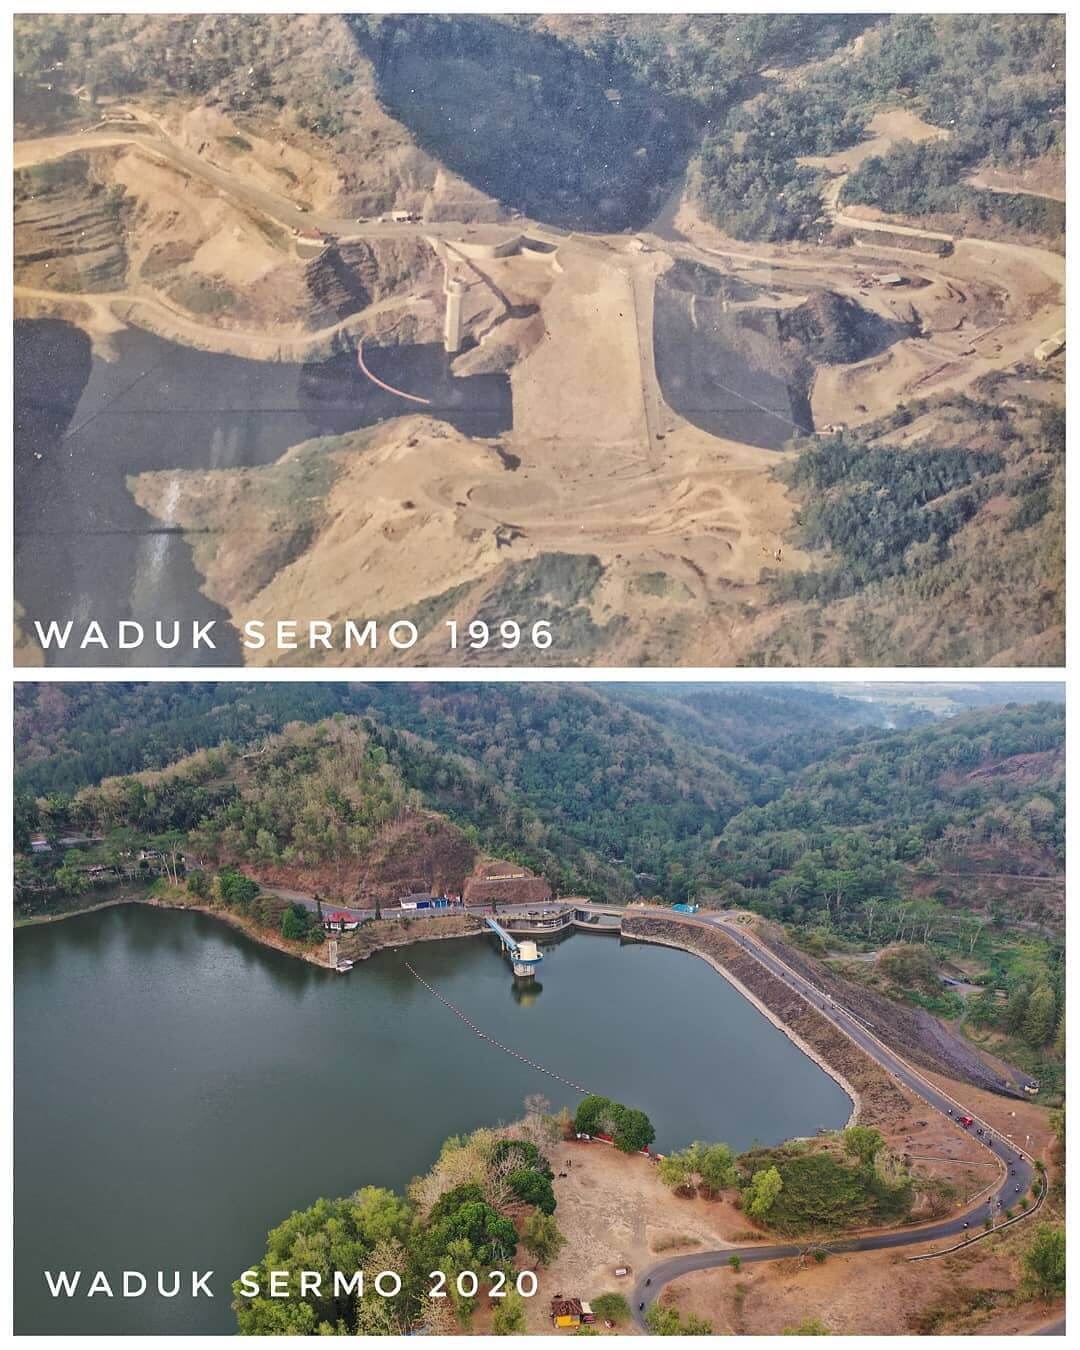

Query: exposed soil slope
[749,922,1023,1095]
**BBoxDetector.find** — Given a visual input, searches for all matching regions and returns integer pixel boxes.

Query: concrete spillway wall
[452,232,524,260]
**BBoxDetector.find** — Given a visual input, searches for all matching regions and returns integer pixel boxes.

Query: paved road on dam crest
[236,890,1048,1329]
[629,912,1042,1330]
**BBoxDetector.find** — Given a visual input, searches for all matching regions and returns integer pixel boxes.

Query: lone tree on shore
[744,1165,784,1220]
[658,1141,738,1196]
[573,1095,656,1154]
[843,1126,884,1166]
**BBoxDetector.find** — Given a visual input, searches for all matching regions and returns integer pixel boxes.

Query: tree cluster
[235,1122,566,1334]
[573,1095,656,1154]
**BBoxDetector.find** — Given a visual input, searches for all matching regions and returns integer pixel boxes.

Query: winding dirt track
[15,112,1064,667]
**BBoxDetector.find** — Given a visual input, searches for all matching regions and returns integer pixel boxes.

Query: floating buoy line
[403,961,590,1095]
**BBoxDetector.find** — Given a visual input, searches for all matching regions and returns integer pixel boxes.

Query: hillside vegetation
[16,684,1063,904]
[14,13,854,230]
[757,388,1065,666]
[696,14,1064,244]
[36,12,1041,240]
[235,1110,570,1334]
[14,683,1064,1096]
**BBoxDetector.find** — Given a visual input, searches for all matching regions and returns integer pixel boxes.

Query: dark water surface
[653,265,812,450]
[14,319,512,667]
[15,905,850,1334]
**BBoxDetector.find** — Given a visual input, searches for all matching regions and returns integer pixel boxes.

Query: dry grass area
[518,1080,1054,1336]
[967,155,1064,203]
[918,1071,1057,1170]
[521,1140,746,1335]
[532,1092,1056,1337]
[657,1237,1056,1336]
[878,1091,998,1220]
[799,106,951,175]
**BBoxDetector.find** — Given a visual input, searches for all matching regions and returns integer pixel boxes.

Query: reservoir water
[14,319,512,668]
[15,905,850,1334]
[653,263,812,450]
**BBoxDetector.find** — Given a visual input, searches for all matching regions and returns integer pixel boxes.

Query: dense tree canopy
[14,685,1064,1094]
[695,13,1063,242]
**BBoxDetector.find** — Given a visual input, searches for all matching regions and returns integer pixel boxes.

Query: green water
[15,904,850,1333]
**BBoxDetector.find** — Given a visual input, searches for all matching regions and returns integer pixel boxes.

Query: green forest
[757,389,1065,667]
[14,682,1065,1092]
[15,684,1064,899]
[15,13,1062,240]
[234,1111,569,1334]
[843,141,1065,238]
[696,14,1063,243]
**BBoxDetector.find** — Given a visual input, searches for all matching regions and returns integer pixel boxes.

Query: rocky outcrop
[463,861,553,906]
[778,290,913,365]
[303,237,441,329]
[229,814,479,908]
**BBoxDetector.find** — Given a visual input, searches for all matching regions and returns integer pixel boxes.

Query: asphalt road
[243,892,1048,1329]
[270,888,589,925]
[628,913,1042,1331]
[1034,1317,1066,1335]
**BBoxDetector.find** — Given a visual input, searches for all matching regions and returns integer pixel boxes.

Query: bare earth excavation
[13,13,1064,666]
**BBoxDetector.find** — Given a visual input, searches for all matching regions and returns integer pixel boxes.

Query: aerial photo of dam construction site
[13,12,1064,667]
[13,681,1065,1334]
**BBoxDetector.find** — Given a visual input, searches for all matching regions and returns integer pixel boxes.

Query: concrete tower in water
[444,278,466,354]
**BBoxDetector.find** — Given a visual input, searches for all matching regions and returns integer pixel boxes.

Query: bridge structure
[484,916,543,977]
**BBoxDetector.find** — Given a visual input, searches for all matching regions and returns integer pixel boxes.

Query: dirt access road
[14,123,482,245]
[16,111,1064,668]
[18,109,1063,444]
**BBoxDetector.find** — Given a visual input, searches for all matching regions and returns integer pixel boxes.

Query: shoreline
[15,276,439,366]
[345,924,485,961]
[18,895,859,1124]
[626,929,861,1127]
[15,891,491,970]
[15,895,138,927]
[16,892,334,967]
[143,895,335,967]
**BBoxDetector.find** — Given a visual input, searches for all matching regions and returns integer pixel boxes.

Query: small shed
[551,1298,584,1328]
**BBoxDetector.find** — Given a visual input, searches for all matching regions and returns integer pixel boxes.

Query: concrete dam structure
[444,277,466,354]
[485,916,544,977]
